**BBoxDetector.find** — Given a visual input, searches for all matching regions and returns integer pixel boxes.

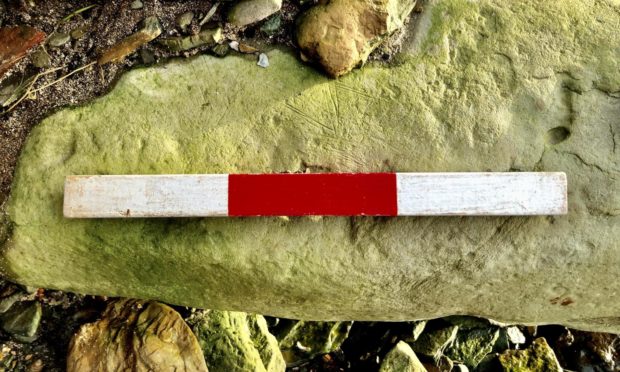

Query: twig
[30,62,96,95]
[2,62,94,115]
[61,4,98,23]
[199,2,220,26]
[3,67,64,113]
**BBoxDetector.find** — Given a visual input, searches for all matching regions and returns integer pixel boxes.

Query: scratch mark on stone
[285,103,334,133]
[329,84,340,135]
[335,82,386,101]
[560,150,614,175]
[610,122,617,154]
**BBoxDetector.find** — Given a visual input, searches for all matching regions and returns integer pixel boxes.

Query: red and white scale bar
[63,173,567,218]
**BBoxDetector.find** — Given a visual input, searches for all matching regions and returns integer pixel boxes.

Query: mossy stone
[410,324,459,358]
[445,327,500,368]
[2,0,620,332]
[278,321,352,362]
[498,338,561,372]
[188,310,285,372]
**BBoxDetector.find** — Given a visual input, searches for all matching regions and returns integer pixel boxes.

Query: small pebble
[260,15,281,35]
[229,40,239,51]
[130,0,143,10]
[140,48,155,65]
[211,44,229,58]
[238,42,258,54]
[0,83,19,108]
[47,32,70,47]
[176,12,194,33]
[257,53,269,68]
[31,49,51,68]
[70,26,88,40]
[29,359,44,372]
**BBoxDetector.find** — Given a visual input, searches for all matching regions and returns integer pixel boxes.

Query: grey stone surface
[380,341,427,372]
[228,0,282,27]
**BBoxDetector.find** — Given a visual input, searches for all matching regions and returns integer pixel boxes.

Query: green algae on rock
[2,0,620,333]
[188,310,285,372]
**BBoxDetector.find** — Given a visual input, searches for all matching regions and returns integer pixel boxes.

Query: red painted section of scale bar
[228,173,398,216]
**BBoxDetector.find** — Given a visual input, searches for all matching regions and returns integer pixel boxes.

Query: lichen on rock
[188,310,285,372]
[498,338,562,372]
[445,327,500,368]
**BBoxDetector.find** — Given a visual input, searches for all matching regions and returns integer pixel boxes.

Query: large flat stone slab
[2,0,619,332]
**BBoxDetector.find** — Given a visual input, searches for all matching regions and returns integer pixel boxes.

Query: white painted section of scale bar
[396,172,567,216]
[64,172,567,218]
[64,174,228,218]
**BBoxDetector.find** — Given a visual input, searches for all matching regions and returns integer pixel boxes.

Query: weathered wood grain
[64,175,228,218]
[396,172,567,215]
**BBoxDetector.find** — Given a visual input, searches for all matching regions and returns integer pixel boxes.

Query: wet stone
[70,26,89,40]
[67,299,207,371]
[410,324,459,359]
[260,15,282,35]
[257,53,269,68]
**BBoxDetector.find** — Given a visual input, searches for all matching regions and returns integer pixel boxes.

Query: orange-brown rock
[296,0,416,77]
[67,299,208,372]
[0,26,46,78]
[98,17,162,65]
